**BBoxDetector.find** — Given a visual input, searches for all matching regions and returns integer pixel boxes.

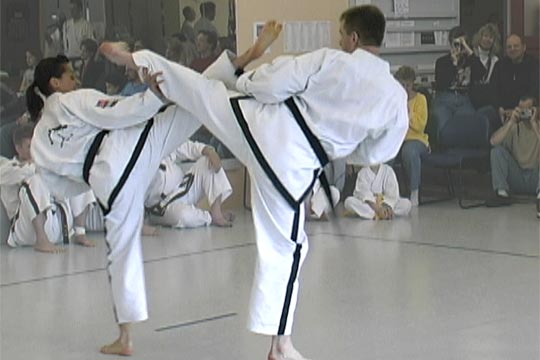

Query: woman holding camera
[432,26,475,134]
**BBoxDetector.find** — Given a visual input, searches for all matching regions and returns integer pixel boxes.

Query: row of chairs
[398,88,492,209]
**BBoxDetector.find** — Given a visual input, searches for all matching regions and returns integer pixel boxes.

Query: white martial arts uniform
[0,156,72,247]
[31,89,202,324]
[131,47,408,335]
[145,140,232,228]
[344,164,412,219]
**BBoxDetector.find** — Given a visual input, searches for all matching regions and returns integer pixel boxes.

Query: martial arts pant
[132,50,315,335]
[69,190,105,231]
[309,183,340,219]
[87,105,200,324]
[344,196,412,219]
[7,175,72,247]
[147,157,232,228]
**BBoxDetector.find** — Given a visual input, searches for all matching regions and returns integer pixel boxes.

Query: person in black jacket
[79,38,105,92]
[432,27,475,133]
[497,34,539,122]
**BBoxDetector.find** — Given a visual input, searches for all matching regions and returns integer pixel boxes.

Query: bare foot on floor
[100,340,133,356]
[34,239,65,253]
[99,42,137,70]
[251,20,283,59]
[74,234,95,247]
[211,212,234,227]
[141,224,160,236]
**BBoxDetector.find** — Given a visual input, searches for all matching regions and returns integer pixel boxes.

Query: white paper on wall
[393,0,410,15]
[400,32,415,47]
[284,21,331,53]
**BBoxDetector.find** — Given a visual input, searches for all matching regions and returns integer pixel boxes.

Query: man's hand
[202,146,222,172]
[530,107,540,139]
[140,68,167,102]
[509,107,521,124]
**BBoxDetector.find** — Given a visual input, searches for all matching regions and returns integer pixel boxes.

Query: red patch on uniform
[96,99,110,108]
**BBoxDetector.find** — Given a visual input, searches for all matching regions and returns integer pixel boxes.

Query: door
[510,0,539,58]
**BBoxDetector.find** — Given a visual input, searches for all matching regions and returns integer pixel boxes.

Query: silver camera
[519,108,533,121]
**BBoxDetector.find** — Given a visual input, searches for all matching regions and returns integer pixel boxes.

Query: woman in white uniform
[100,6,408,360]
[26,55,205,355]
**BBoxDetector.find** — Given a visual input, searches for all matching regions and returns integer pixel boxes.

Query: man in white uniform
[146,140,233,228]
[101,6,408,360]
[344,164,412,220]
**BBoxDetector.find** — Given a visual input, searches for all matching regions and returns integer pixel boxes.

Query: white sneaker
[496,189,509,198]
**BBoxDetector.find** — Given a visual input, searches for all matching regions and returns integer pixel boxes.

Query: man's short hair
[13,124,35,146]
[520,94,538,106]
[200,2,216,16]
[507,33,524,44]
[70,0,83,10]
[198,30,218,50]
[449,26,467,42]
[182,6,194,18]
[340,5,386,47]
[395,66,416,83]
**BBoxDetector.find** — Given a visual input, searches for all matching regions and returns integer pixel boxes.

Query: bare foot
[141,224,159,236]
[211,215,233,227]
[74,234,96,247]
[34,240,65,254]
[251,20,283,59]
[99,42,137,70]
[100,339,133,356]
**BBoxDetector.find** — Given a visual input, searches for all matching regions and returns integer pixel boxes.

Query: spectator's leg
[393,198,412,217]
[490,145,527,195]
[477,105,500,134]
[401,140,428,205]
[343,197,376,219]
[431,93,454,135]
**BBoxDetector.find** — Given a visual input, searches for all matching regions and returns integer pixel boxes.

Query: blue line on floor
[155,312,237,332]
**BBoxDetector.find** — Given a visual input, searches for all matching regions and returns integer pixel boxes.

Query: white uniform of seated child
[0,124,95,253]
[344,163,411,220]
[145,140,233,228]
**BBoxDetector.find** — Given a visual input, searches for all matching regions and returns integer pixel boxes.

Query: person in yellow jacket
[395,66,429,206]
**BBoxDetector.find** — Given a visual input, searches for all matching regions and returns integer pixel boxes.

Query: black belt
[230,96,334,213]
[82,120,154,215]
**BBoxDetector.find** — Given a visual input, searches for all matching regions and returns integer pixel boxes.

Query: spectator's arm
[490,108,519,146]
[352,168,376,204]
[408,94,428,133]
[381,166,400,209]
[0,160,35,186]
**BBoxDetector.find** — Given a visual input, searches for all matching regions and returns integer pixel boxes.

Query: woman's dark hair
[26,55,69,121]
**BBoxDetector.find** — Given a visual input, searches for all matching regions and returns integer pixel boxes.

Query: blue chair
[421,112,491,209]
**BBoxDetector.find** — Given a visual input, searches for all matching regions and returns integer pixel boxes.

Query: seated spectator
[395,66,429,206]
[0,124,95,252]
[145,141,234,228]
[104,71,126,95]
[470,23,501,111]
[490,94,539,217]
[344,164,411,220]
[168,33,198,66]
[497,34,539,115]
[190,30,219,73]
[80,38,106,91]
[119,67,148,96]
[432,27,475,133]
[19,49,41,94]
